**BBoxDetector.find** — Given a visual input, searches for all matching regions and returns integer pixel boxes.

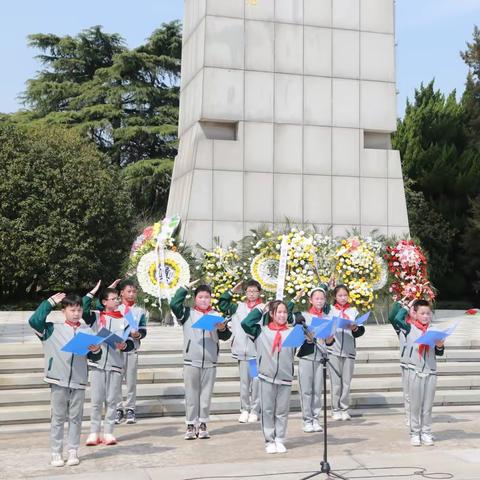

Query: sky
[0,0,478,116]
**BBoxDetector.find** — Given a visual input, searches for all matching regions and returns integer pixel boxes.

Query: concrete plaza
[1,406,480,480]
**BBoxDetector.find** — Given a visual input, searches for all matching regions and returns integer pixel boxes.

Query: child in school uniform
[328,284,365,421]
[294,285,335,433]
[83,284,135,446]
[388,299,415,427]
[391,299,445,446]
[219,279,264,424]
[29,292,102,467]
[114,279,148,425]
[242,300,295,454]
[170,281,232,440]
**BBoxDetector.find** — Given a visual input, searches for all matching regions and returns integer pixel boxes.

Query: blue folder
[310,316,330,329]
[124,309,139,331]
[415,322,458,347]
[248,358,258,378]
[192,314,224,331]
[336,316,354,330]
[313,317,337,339]
[355,312,370,326]
[97,327,127,349]
[282,324,306,348]
[61,332,104,356]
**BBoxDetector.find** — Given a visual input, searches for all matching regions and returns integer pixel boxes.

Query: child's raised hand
[187,279,200,289]
[115,342,127,351]
[328,275,336,289]
[89,280,102,296]
[108,278,122,289]
[130,330,141,339]
[294,289,305,302]
[216,321,227,332]
[435,340,445,348]
[50,292,66,304]
[232,281,243,294]
[87,344,101,353]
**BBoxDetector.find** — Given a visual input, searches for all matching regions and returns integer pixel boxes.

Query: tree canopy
[12,22,182,167]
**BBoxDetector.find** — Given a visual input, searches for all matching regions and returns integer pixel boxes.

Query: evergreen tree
[13,22,182,166]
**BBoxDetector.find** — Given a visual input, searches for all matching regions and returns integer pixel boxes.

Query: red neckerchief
[334,303,350,319]
[65,320,81,329]
[194,305,213,314]
[309,306,324,317]
[99,310,123,328]
[413,319,430,357]
[246,298,262,310]
[123,300,135,307]
[268,321,288,354]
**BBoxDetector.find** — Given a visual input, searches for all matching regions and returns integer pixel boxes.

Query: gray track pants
[50,384,85,454]
[259,378,291,443]
[401,365,411,424]
[298,358,323,423]
[328,355,355,413]
[90,369,123,435]
[117,350,138,411]
[238,359,260,414]
[183,365,216,425]
[409,371,437,436]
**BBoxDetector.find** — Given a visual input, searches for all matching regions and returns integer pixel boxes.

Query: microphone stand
[298,323,348,480]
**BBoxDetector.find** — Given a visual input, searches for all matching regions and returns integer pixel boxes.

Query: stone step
[1,374,480,407]
[2,389,480,425]
[1,348,480,373]
[2,361,480,390]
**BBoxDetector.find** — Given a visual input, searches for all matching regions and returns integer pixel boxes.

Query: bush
[0,123,134,300]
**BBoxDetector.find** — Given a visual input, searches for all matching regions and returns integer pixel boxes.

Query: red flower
[465,309,478,315]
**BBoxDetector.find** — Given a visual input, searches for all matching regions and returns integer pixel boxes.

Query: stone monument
[166,0,409,248]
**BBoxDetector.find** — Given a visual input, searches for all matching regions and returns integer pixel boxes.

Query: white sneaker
[312,420,323,432]
[303,422,315,433]
[275,438,287,453]
[265,442,277,454]
[410,435,421,447]
[85,433,102,446]
[341,411,351,421]
[66,449,80,466]
[103,433,117,445]
[50,452,64,467]
[248,412,259,423]
[421,433,435,446]
[332,411,342,421]
[238,411,249,423]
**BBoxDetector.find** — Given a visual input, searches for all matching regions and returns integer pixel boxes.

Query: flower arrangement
[200,246,247,306]
[385,239,435,302]
[333,236,386,311]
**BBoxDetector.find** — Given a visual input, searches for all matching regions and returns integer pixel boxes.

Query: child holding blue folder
[82,283,134,447]
[29,292,102,468]
[293,285,335,433]
[328,284,365,421]
[241,300,295,454]
[391,299,445,446]
[170,281,231,440]
[219,279,264,424]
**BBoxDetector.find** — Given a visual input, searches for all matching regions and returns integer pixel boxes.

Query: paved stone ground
[1,407,480,480]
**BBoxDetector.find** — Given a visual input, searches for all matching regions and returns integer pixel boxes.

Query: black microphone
[295,313,306,325]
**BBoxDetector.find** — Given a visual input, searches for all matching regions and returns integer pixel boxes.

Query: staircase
[0,314,479,424]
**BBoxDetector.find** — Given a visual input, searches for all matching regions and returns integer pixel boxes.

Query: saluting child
[294,285,334,433]
[219,279,264,424]
[83,283,135,446]
[113,279,148,425]
[388,299,415,427]
[242,300,295,454]
[328,284,365,421]
[391,299,445,446]
[29,292,102,468]
[170,281,232,440]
